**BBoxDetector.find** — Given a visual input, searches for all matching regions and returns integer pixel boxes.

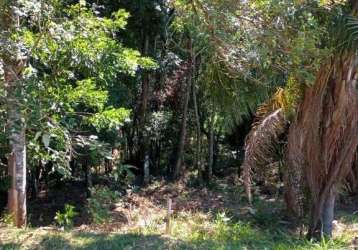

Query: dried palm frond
[241,88,289,204]
[252,88,287,125]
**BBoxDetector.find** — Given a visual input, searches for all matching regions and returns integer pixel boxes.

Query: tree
[1,0,29,227]
[287,45,358,240]
[172,37,193,179]
[239,0,358,239]
[286,1,358,239]
[0,0,155,227]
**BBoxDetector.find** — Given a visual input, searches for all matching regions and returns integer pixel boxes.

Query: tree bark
[5,64,27,228]
[322,188,335,238]
[1,0,27,228]
[346,151,358,194]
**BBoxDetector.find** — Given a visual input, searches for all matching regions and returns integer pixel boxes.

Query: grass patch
[1,180,356,249]
[0,207,355,250]
[0,214,353,250]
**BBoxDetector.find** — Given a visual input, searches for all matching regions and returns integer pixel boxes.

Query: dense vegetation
[0,0,357,249]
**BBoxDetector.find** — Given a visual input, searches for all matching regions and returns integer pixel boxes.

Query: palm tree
[287,1,358,238]
[287,54,358,239]
[242,0,358,239]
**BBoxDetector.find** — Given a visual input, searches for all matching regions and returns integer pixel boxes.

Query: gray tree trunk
[1,0,27,228]
[5,64,27,228]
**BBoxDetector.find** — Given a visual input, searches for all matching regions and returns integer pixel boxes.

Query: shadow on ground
[27,180,93,227]
[0,230,314,250]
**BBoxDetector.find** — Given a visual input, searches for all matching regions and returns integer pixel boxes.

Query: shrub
[0,211,14,225]
[54,204,78,229]
[87,185,119,224]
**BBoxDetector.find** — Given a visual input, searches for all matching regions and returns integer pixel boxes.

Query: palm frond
[241,88,289,204]
[335,15,358,52]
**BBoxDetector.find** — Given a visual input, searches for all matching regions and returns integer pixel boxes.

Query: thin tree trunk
[30,163,40,199]
[85,165,92,197]
[138,36,150,135]
[173,38,193,179]
[143,154,150,185]
[208,113,214,180]
[139,35,150,185]
[156,141,161,172]
[192,71,203,181]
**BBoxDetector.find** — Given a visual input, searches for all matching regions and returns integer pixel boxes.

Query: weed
[54,204,78,229]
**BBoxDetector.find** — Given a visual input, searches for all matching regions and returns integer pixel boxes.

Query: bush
[87,185,119,224]
[54,204,78,229]
[0,211,14,225]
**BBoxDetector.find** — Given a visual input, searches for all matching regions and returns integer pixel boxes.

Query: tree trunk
[143,154,150,185]
[1,0,27,228]
[208,113,214,180]
[138,35,150,185]
[322,188,335,237]
[30,164,40,199]
[1,0,27,229]
[5,65,27,228]
[85,164,92,197]
[192,73,203,181]
[173,38,193,179]
[287,53,358,240]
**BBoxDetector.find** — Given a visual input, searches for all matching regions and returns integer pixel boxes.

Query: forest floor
[0,174,357,250]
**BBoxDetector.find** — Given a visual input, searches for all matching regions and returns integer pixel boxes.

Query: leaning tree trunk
[287,52,358,239]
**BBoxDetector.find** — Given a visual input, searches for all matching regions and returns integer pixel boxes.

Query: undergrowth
[0,180,355,250]
[0,211,352,250]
